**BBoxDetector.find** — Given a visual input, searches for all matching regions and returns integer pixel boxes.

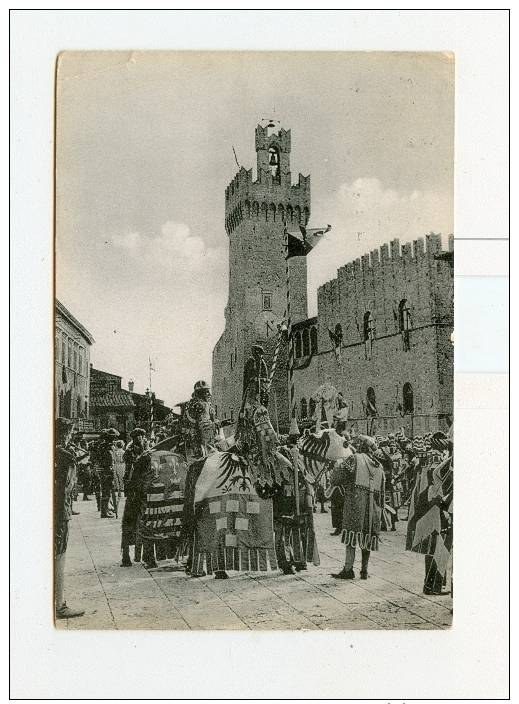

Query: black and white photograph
[53,50,454,631]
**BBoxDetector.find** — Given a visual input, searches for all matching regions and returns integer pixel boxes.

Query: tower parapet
[224,125,310,235]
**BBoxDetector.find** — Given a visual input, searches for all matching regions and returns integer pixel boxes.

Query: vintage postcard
[54,50,454,630]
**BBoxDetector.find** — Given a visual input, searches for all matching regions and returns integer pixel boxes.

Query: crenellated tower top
[225,124,310,235]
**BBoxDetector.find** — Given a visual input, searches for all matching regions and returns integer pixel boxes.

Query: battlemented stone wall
[293,234,454,436]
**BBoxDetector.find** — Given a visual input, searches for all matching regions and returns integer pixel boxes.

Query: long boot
[121,545,132,567]
[360,549,370,579]
[424,555,449,595]
[100,497,114,518]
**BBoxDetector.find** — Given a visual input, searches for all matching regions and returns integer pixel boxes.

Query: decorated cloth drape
[121,449,187,559]
[406,453,453,579]
[184,450,278,575]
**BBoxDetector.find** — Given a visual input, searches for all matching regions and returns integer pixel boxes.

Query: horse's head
[299,427,353,463]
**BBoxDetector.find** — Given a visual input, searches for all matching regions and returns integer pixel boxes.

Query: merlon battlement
[255,124,291,152]
[318,233,452,295]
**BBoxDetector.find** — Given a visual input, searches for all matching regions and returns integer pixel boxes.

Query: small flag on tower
[286,224,331,258]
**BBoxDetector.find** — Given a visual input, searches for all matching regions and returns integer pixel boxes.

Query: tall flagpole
[283,224,301,518]
[148,357,154,440]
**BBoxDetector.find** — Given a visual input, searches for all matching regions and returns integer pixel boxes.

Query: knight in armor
[242,344,269,410]
[183,380,219,460]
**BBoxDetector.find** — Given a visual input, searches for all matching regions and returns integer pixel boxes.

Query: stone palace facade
[212,125,453,436]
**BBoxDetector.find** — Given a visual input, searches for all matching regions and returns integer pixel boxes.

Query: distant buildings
[90,368,173,438]
[55,300,94,425]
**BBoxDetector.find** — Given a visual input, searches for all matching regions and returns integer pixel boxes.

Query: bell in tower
[268,147,280,181]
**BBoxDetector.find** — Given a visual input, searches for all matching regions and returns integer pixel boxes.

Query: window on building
[309,398,316,418]
[295,331,302,358]
[398,299,411,351]
[366,387,377,416]
[403,382,414,414]
[302,328,310,356]
[84,400,88,418]
[300,397,308,419]
[68,339,73,368]
[62,335,66,366]
[74,344,78,371]
[363,311,374,360]
[79,347,84,375]
[310,326,318,354]
[76,397,81,418]
[268,147,280,182]
[262,292,272,311]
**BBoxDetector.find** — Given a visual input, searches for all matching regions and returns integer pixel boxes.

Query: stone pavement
[56,498,452,630]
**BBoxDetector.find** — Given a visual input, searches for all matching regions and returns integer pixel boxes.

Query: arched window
[268,147,280,182]
[261,202,268,221]
[295,331,302,358]
[278,204,285,224]
[366,387,377,416]
[303,206,310,225]
[300,397,308,419]
[61,335,66,366]
[252,201,259,219]
[286,205,293,222]
[310,326,318,354]
[302,328,310,356]
[398,299,411,351]
[244,200,251,218]
[363,311,374,360]
[269,203,276,221]
[403,382,414,414]
[309,398,316,418]
[294,205,301,224]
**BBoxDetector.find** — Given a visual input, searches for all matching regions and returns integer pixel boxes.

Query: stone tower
[212,124,311,431]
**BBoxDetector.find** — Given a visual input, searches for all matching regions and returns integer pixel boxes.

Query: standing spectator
[120,428,146,566]
[54,418,84,620]
[98,428,119,518]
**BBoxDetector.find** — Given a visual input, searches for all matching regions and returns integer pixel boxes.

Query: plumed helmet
[194,380,210,393]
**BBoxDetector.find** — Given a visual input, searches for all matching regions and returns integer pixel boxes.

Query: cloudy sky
[56,51,453,407]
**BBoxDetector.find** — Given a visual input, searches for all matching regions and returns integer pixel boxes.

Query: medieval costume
[263,465,318,574]
[97,429,119,518]
[120,428,146,566]
[242,345,269,410]
[54,418,84,619]
[182,380,219,462]
[183,450,278,578]
[122,423,188,569]
[406,432,453,595]
[331,436,385,580]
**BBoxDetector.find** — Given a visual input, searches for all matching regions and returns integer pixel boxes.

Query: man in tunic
[120,427,147,566]
[242,344,269,411]
[406,431,453,595]
[54,417,84,619]
[97,428,119,518]
[330,435,385,580]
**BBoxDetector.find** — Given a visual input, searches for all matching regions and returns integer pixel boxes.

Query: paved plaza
[57,498,452,631]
